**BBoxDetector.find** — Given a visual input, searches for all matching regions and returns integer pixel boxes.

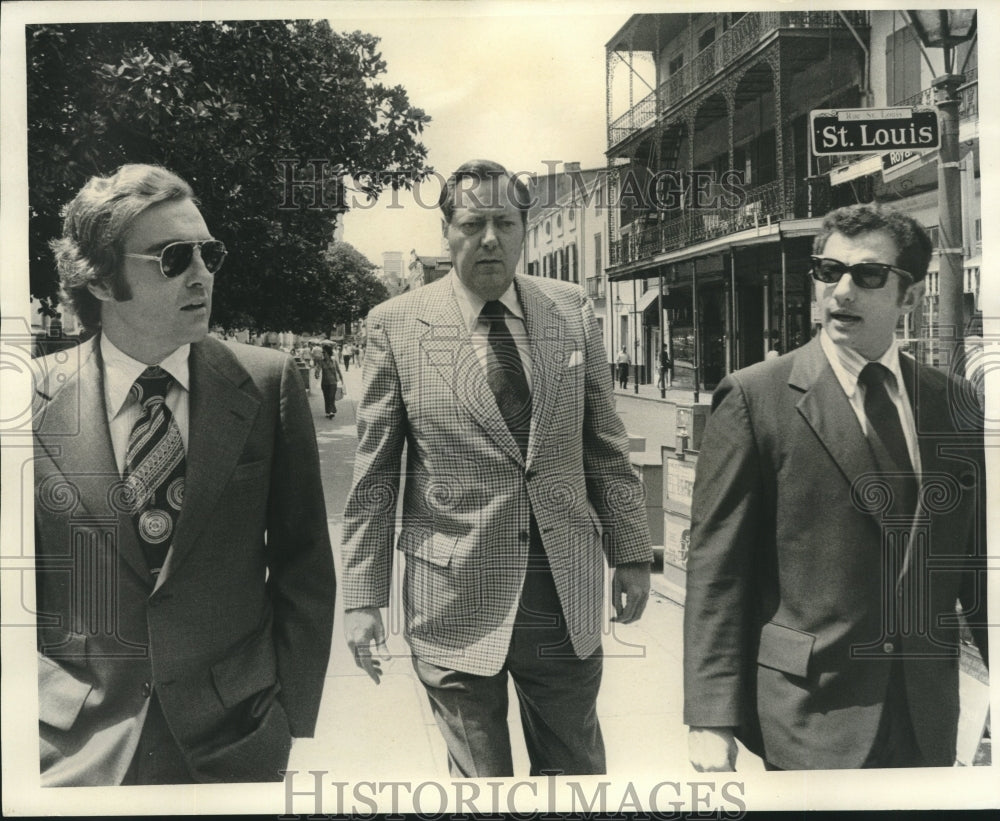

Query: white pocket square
[567,350,584,368]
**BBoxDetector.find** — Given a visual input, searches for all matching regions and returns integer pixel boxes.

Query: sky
[332,8,632,267]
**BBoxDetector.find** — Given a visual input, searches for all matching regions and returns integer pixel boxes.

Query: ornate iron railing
[608,179,795,269]
[608,11,869,148]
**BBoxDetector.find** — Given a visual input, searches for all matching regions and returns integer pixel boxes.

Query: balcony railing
[608,11,868,148]
[586,276,606,300]
[897,68,978,119]
[608,179,796,268]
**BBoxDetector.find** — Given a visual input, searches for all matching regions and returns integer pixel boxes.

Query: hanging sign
[810,108,939,155]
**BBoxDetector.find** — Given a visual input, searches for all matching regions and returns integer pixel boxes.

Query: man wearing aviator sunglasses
[32,164,335,785]
[685,203,987,771]
[125,238,228,280]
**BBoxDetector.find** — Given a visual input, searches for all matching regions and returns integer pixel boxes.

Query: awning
[634,288,662,312]
[926,252,981,274]
[828,154,883,186]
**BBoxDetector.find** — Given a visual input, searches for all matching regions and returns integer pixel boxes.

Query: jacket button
[882,642,895,654]
[141,681,152,698]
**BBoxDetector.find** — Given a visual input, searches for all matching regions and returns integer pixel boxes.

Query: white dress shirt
[449,269,533,392]
[819,329,921,476]
[101,335,191,475]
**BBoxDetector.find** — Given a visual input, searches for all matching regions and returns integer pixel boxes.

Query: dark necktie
[123,366,186,578]
[859,362,918,515]
[480,300,532,459]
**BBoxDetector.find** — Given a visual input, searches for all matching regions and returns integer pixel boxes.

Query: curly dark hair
[813,203,933,296]
[50,164,196,332]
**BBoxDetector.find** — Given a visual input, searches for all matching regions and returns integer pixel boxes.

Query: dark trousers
[121,692,195,785]
[321,382,338,415]
[413,525,605,778]
[617,364,629,388]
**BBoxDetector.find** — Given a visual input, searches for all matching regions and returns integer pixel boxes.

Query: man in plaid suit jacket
[341,160,652,777]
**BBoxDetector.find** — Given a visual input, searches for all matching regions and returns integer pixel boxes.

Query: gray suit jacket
[34,335,335,785]
[341,275,652,676]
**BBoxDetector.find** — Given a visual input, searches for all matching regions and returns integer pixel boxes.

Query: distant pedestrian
[616,346,631,388]
[657,345,672,390]
[342,342,353,372]
[320,343,344,418]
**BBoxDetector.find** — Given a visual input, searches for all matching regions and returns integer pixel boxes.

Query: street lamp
[907,9,976,376]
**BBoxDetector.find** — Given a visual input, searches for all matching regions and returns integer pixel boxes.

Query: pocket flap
[757,621,815,679]
[211,627,278,709]
[395,528,455,567]
[38,653,93,731]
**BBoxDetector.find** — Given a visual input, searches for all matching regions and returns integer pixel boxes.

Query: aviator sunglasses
[125,239,227,278]
[810,256,913,290]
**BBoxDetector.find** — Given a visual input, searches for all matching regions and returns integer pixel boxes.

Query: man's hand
[610,562,650,623]
[688,726,738,772]
[344,607,390,684]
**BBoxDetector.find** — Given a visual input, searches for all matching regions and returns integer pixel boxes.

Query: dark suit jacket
[33,335,335,785]
[683,337,987,769]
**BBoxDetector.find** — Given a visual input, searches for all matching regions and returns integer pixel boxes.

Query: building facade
[604,10,980,391]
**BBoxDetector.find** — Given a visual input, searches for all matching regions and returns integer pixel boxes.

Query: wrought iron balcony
[586,276,606,300]
[897,68,978,119]
[608,178,799,269]
[608,11,868,149]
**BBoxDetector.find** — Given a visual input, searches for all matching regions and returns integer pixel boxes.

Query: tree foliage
[317,241,389,334]
[27,20,431,331]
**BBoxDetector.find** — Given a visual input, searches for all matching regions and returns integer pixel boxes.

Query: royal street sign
[810,108,939,155]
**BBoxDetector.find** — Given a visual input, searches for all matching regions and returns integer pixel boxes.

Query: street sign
[810,108,939,155]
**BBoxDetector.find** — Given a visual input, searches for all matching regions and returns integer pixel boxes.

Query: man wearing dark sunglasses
[684,203,987,771]
[32,164,335,785]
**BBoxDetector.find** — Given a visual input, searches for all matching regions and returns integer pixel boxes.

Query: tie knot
[131,366,173,406]
[480,300,507,323]
[859,362,893,390]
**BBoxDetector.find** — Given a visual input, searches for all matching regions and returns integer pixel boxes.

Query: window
[594,233,603,276]
[698,28,716,52]
[669,54,684,76]
[532,227,538,248]
[885,27,922,105]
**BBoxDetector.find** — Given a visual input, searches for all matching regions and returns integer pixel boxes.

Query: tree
[318,242,389,333]
[26,20,431,331]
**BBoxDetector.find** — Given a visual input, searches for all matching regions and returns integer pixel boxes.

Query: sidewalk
[288,365,737,782]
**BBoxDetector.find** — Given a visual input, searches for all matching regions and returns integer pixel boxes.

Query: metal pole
[632,277,640,394]
[933,71,966,376]
[658,268,666,398]
[692,263,700,404]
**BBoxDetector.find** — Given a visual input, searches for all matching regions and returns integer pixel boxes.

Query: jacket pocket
[232,459,268,481]
[211,624,279,709]
[38,652,93,731]
[395,528,456,568]
[756,621,815,679]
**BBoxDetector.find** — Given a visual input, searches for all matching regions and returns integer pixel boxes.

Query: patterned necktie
[480,300,532,459]
[859,362,918,515]
[123,366,186,578]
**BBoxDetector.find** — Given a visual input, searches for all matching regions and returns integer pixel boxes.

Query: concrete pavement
[287,364,759,782]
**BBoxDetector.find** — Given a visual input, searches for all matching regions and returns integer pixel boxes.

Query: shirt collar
[100,334,191,419]
[819,329,903,398]
[449,269,524,333]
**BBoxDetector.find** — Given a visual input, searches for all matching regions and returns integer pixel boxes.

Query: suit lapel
[517,277,567,469]
[33,336,152,585]
[165,339,260,580]
[791,338,879,492]
[417,278,524,464]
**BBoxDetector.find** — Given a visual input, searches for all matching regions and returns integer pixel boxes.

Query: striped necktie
[123,366,186,578]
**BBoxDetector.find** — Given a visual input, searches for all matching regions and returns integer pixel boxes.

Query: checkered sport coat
[341,274,652,676]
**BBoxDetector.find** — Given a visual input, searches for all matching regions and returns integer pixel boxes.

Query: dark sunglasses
[810,256,913,290]
[125,239,227,278]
